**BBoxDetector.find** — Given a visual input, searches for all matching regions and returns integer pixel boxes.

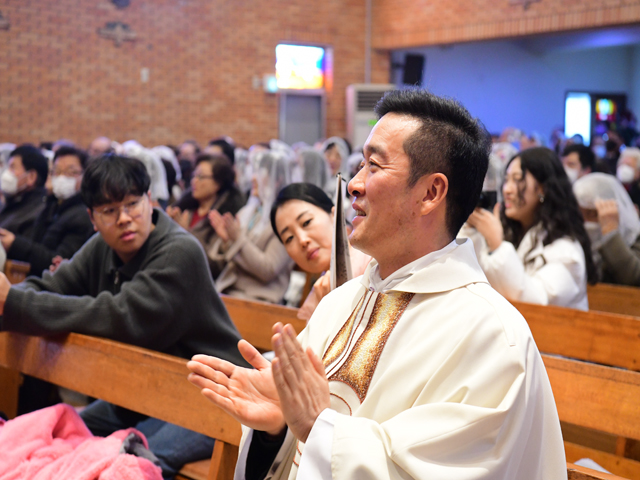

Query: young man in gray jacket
[0,153,248,479]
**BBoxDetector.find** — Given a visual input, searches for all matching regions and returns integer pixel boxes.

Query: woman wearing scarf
[208,150,294,304]
[573,172,640,286]
[321,136,350,197]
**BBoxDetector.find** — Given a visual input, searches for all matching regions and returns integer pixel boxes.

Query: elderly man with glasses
[0,154,248,480]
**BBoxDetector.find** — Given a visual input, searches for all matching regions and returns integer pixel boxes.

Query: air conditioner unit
[346,83,396,149]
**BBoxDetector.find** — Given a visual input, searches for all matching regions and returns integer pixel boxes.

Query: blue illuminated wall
[391,40,638,144]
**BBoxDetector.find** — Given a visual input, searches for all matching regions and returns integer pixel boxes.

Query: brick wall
[0,0,389,148]
[373,0,640,49]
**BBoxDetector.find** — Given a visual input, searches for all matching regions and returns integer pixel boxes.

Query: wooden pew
[511,301,640,371]
[587,283,640,317]
[510,301,640,477]
[4,259,31,284]
[221,295,305,352]
[568,463,631,480]
[544,354,640,478]
[0,332,241,480]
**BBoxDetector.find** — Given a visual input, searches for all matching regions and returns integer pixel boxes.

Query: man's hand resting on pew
[187,323,330,443]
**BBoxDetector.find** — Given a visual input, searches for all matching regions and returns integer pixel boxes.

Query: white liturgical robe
[235,239,567,480]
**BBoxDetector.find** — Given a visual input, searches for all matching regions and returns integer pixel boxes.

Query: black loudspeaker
[403,54,425,85]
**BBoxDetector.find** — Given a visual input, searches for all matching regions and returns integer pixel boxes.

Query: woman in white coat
[468,147,597,310]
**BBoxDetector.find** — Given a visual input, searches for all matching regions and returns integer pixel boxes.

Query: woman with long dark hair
[468,147,597,310]
[270,182,371,320]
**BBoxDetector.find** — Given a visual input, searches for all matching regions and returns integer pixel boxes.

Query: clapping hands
[165,206,191,230]
[208,211,241,243]
[187,323,330,442]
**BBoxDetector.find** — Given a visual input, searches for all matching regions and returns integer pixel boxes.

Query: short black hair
[561,144,595,171]
[195,153,236,193]
[9,144,49,187]
[374,89,491,237]
[270,183,333,242]
[54,145,89,170]
[81,154,150,209]
[208,138,235,164]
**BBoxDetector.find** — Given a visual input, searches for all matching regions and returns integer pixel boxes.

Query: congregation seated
[468,146,598,310]
[5,119,640,479]
[574,172,640,286]
[0,146,94,277]
[270,182,370,320]
[0,145,49,238]
[0,153,248,479]
[208,150,294,304]
[616,146,640,212]
[167,153,246,278]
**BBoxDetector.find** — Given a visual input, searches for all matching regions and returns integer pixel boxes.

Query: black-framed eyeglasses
[93,196,146,225]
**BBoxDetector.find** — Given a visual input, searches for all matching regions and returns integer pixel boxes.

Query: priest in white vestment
[187,89,568,480]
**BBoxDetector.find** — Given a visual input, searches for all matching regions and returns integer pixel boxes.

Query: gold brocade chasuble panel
[291,290,414,469]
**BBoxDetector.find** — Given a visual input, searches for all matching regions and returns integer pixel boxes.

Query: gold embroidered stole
[291,289,414,469]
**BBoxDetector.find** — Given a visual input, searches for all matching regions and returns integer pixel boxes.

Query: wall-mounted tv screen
[276,44,325,90]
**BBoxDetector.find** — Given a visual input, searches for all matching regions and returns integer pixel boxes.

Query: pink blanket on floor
[0,404,162,480]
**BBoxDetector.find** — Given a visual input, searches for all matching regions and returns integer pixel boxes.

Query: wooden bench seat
[512,301,640,371]
[587,283,640,317]
[0,331,240,480]
[568,463,631,480]
[221,295,304,352]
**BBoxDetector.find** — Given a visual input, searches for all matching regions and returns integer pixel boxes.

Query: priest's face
[348,113,422,263]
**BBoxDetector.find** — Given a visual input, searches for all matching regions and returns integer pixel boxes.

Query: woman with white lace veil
[121,140,170,208]
[321,136,350,197]
[208,149,294,303]
[299,148,330,189]
[573,172,640,286]
[234,147,252,197]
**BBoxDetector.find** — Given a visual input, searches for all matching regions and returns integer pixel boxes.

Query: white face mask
[617,164,635,184]
[1,169,19,196]
[564,166,580,184]
[51,175,78,200]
